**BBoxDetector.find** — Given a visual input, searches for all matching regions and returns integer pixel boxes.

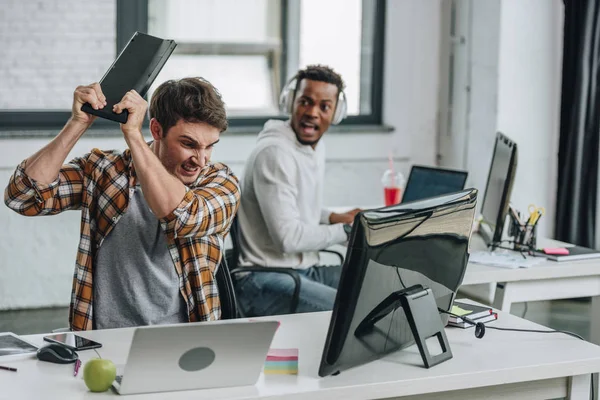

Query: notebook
[450,301,493,322]
[535,245,600,262]
[81,31,177,123]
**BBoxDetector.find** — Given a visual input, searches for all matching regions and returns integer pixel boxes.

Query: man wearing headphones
[235,64,360,316]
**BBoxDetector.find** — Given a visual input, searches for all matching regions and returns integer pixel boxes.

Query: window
[298,0,365,116]
[0,0,384,131]
[148,0,283,117]
[148,0,384,126]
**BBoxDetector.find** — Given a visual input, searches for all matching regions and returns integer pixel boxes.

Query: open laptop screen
[402,166,468,203]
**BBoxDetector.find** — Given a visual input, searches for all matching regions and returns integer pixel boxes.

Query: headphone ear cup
[332,91,348,125]
[279,79,297,115]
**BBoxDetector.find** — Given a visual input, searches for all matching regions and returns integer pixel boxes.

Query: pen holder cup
[513,223,537,251]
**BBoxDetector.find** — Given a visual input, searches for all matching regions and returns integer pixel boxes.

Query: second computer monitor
[479,132,518,246]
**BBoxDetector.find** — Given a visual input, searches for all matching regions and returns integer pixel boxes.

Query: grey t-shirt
[94,185,187,329]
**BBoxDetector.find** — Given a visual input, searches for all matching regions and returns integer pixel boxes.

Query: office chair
[214,255,239,320]
[227,216,344,316]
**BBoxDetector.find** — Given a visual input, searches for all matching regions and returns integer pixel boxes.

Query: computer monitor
[318,189,478,377]
[402,165,468,203]
[479,132,518,247]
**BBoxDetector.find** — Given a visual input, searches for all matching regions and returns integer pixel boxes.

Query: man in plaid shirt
[4,78,240,331]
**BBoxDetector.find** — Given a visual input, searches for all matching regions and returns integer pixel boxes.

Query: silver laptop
[112,320,278,395]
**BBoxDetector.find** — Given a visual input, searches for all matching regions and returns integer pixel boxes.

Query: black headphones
[460,314,486,339]
[440,309,486,339]
[279,77,348,125]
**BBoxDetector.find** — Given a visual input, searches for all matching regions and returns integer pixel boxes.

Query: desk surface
[463,236,600,286]
[2,308,600,399]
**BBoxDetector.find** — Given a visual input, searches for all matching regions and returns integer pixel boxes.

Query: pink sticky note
[267,348,298,360]
[543,247,570,255]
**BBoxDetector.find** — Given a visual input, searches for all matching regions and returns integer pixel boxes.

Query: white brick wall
[0,0,116,109]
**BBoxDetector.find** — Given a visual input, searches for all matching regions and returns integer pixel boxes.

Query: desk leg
[590,296,600,345]
[568,374,592,400]
[590,296,600,400]
[492,283,513,312]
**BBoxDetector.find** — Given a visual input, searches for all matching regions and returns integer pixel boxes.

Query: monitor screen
[402,166,468,203]
[480,132,518,246]
[318,189,478,377]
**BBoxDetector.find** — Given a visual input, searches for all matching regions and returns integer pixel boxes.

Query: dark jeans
[234,265,342,316]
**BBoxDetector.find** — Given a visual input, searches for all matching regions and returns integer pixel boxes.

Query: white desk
[327,213,600,345]
[2,309,600,399]
[459,235,600,346]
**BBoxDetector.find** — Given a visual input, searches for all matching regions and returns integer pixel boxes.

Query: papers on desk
[470,251,546,269]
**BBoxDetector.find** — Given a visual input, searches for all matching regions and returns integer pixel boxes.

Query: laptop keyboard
[115,375,123,385]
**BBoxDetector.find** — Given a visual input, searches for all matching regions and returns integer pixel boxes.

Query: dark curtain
[555,0,600,248]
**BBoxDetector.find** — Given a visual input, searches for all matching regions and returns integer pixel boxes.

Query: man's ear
[149,118,163,140]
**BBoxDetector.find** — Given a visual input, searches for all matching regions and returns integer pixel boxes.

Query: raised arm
[4,83,107,215]
[159,165,240,239]
[24,83,106,183]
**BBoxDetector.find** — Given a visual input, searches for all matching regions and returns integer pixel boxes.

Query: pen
[0,365,17,372]
[73,359,81,377]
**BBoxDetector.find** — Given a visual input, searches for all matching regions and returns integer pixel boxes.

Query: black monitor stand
[355,284,452,368]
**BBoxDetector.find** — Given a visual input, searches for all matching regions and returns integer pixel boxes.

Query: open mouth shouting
[299,119,319,138]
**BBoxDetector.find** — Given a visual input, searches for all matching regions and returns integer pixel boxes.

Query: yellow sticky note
[451,305,472,316]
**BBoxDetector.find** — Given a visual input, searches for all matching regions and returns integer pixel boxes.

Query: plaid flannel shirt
[4,145,240,331]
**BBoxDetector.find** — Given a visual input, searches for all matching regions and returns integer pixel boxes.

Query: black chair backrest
[215,255,238,319]
[227,216,241,270]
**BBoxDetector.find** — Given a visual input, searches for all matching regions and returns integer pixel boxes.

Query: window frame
[0,0,385,132]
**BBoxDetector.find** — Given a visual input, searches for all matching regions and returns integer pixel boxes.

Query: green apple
[83,358,116,392]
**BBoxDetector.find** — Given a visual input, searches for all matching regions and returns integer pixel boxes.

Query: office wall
[463,0,501,202]
[496,0,563,238]
[0,0,442,309]
[445,0,563,238]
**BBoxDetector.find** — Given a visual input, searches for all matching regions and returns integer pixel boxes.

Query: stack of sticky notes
[264,348,298,375]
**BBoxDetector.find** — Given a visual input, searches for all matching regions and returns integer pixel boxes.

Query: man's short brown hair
[149,77,228,134]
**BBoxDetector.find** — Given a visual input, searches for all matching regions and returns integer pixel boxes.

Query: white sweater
[238,120,347,269]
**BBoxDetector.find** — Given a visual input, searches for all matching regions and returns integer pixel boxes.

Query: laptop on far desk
[401,165,468,203]
[112,320,278,395]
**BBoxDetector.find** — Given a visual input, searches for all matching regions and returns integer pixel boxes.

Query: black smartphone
[43,333,102,351]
